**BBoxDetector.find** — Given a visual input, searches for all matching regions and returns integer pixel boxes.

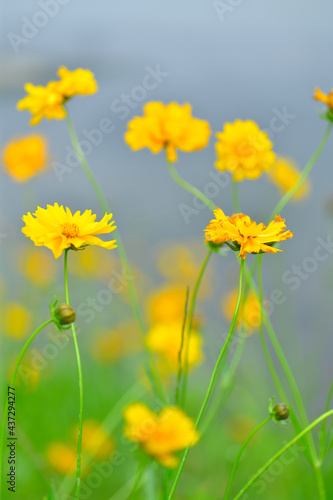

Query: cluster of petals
[205,208,293,259]
[2,134,48,181]
[22,203,117,259]
[17,66,97,125]
[267,157,310,200]
[123,403,199,467]
[215,120,276,181]
[314,87,333,112]
[125,102,210,162]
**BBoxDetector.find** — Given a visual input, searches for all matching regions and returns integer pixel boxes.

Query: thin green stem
[128,458,149,498]
[175,287,190,406]
[65,109,166,403]
[224,415,272,499]
[181,248,213,408]
[0,318,53,499]
[232,181,240,213]
[270,122,332,220]
[319,377,333,461]
[64,250,83,500]
[168,260,244,499]
[167,161,216,212]
[232,410,333,500]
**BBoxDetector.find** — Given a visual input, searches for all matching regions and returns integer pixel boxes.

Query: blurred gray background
[1,0,333,413]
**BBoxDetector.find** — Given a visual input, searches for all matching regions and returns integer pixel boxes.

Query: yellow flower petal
[2,135,48,182]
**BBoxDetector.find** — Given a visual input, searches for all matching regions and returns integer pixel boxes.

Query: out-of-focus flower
[125,102,210,162]
[123,403,199,467]
[314,87,333,112]
[4,302,32,340]
[147,285,188,324]
[2,135,48,182]
[92,321,142,363]
[74,419,114,460]
[17,82,66,126]
[215,120,275,181]
[146,320,203,371]
[205,207,293,259]
[222,289,264,333]
[46,443,77,475]
[19,246,57,288]
[267,157,310,200]
[56,66,98,98]
[69,245,117,279]
[226,415,258,444]
[22,203,117,259]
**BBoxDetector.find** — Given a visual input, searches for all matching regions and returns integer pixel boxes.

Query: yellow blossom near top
[146,320,203,371]
[56,66,98,97]
[314,87,333,112]
[215,120,276,181]
[4,302,32,340]
[123,403,199,467]
[205,207,293,259]
[2,135,48,182]
[267,157,310,200]
[125,102,211,162]
[22,203,117,259]
[222,289,263,333]
[17,81,66,126]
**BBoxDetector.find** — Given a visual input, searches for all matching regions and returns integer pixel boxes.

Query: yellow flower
[2,135,48,182]
[314,87,333,111]
[74,419,114,460]
[125,102,210,162]
[4,302,32,340]
[19,246,57,288]
[92,321,142,363]
[222,289,263,333]
[69,245,117,279]
[17,82,66,126]
[146,321,203,371]
[267,157,310,200]
[46,443,77,475]
[22,203,117,259]
[205,207,293,259]
[123,403,199,467]
[56,66,98,98]
[215,120,276,181]
[147,285,189,324]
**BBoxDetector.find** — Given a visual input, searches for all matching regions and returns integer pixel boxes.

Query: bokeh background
[1,1,333,499]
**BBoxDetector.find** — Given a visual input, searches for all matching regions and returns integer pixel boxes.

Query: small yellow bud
[54,303,75,325]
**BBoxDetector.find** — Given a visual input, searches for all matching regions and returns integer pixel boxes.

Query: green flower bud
[54,303,75,325]
[273,403,290,421]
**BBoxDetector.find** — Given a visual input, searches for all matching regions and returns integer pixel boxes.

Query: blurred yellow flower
[215,120,275,181]
[123,403,199,467]
[4,302,32,340]
[205,207,293,259]
[125,102,210,162]
[22,203,117,259]
[75,419,114,460]
[222,289,263,333]
[17,82,66,126]
[267,157,310,200]
[92,321,142,363]
[46,443,77,475]
[147,285,188,324]
[69,245,116,279]
[146,321,203,371]
[18,246,57,288]
[56,66,98,98]
[2,135,48,182]
[314,87,333,111]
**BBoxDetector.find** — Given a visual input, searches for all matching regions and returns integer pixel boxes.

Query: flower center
[61,222,79,239]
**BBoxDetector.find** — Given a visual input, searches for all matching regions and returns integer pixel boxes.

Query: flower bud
[273,403,289,421]
[54,303,75,325]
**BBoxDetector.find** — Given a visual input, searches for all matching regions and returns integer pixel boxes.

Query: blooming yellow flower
[2,135,48,182]
[215,120,276,181]
[17,82,66,126]
[56,66,98,98]
[4,302,32,340]
[205,207,293,259]
[146,321,203,371]
[222,289,263,333]
[22,203,117,259]
[267,157,310,200]
[123,403,199,467]
[314,87,333,111]
[125,102,210,162]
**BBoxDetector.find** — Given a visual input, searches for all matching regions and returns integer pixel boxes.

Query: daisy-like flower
[267,157,310,200]
[22,203,117,259]
[314,87,333,112]
[205,207,293,259]
[123,403,199,467]
[125,102,211,162]
[215,120,276,181]
[2,134,48,181]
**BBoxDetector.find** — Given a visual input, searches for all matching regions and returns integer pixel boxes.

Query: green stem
[128,458,149,498]
[181,248,213,408]
[167,161,216,212]
[168,260,244,499]
[232,181,240,213]
[65,109,166,403]
[224,415,272,499]
[0,318,53,499]
[270,122,332,220]
[64,250,83,500]
[232,410,333,500]
[175,287,190,406]
[319,377,333,461]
